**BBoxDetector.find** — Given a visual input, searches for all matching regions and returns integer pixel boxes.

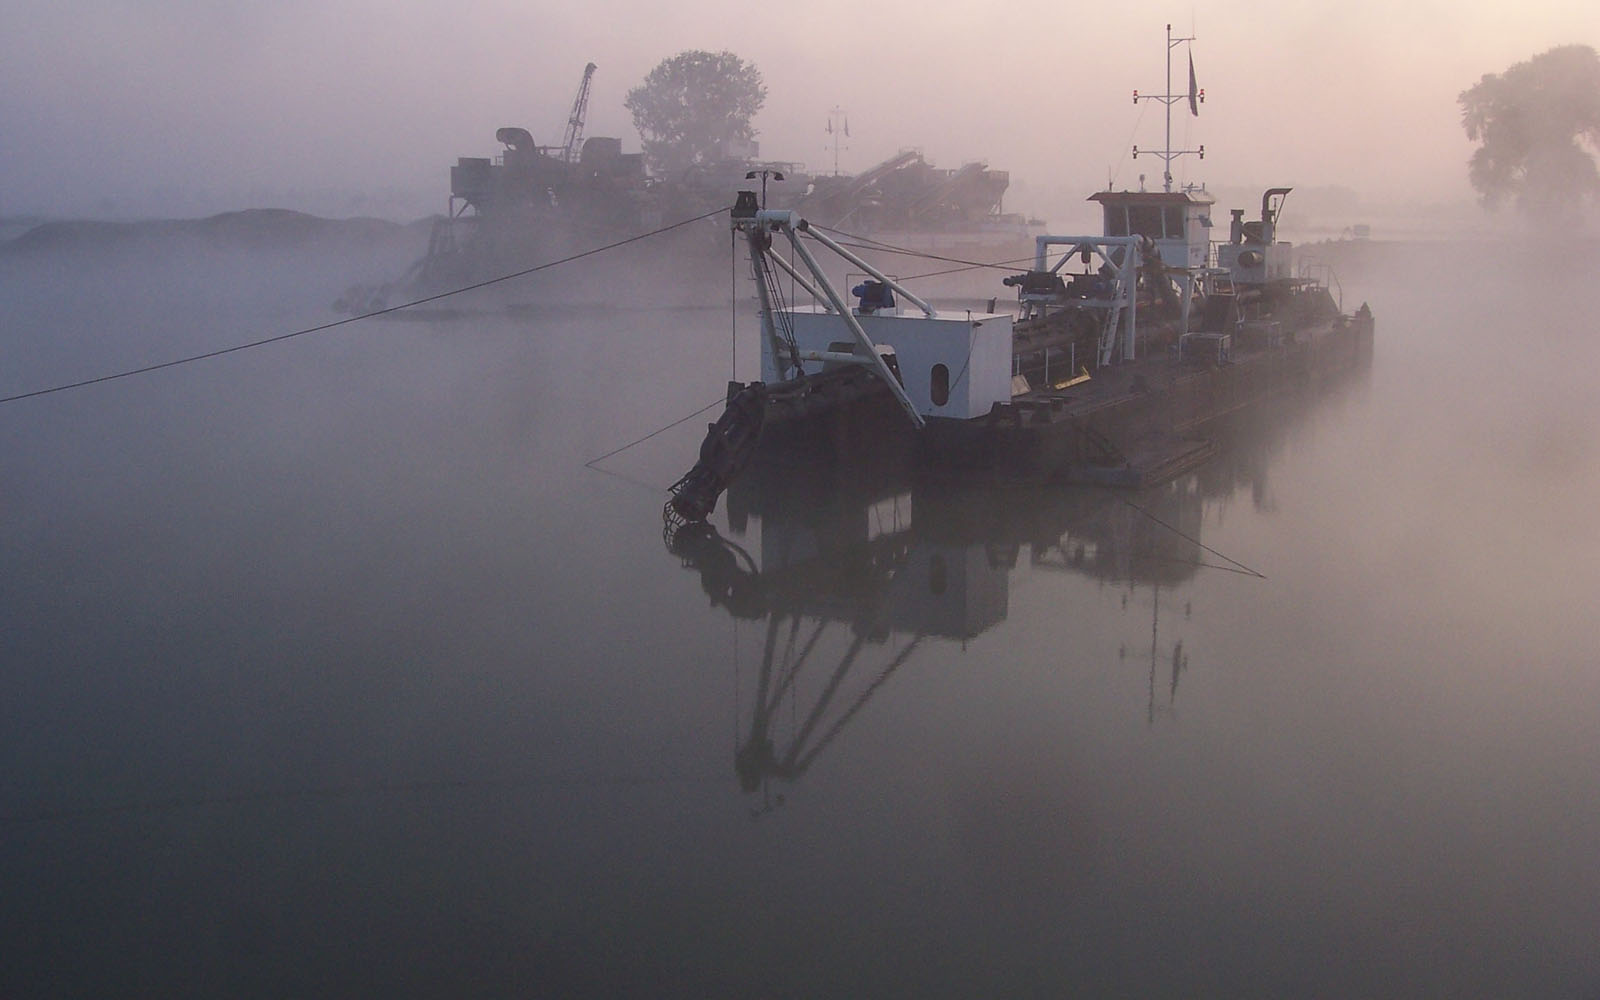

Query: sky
[1,0,1595,224]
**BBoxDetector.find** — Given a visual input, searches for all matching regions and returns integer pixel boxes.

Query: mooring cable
[809,223,1032,273]
[582,396,726,471]
[1108,99,1151,191]
[898,253,1040,284]
[0,206,730,407]
[1120,498,1267,579]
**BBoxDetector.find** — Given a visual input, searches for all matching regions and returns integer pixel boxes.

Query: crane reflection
[664,385,1355,807]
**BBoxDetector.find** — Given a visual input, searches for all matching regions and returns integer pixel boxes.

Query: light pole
[744,169,785,208]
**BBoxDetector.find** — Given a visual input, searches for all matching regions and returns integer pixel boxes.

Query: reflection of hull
[669,375,1351,801]
[708,360,1352,611]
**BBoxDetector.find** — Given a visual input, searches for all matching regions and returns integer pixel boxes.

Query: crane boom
[561,62,597,164]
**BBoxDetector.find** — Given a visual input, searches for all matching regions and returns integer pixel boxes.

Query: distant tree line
[621,45,1600,221]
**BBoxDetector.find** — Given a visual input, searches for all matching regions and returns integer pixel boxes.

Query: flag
[844,116,850,138]
[1188,54,1199,117]
[826,119,833,134]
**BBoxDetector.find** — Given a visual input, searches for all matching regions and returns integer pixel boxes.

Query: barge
[667,31,1374,524]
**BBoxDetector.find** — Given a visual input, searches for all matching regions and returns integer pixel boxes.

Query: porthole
[930,364,950,407]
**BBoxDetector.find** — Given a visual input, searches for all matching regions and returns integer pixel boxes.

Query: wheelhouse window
[1163,206,1184,238]
[1127,206,1163,238]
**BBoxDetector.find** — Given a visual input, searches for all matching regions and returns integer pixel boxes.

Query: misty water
[3,226,1599,998]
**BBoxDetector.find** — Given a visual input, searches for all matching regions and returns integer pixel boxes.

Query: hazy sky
[2,0,1594,221]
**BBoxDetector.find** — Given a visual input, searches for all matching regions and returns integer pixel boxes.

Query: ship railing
[1294,258,1343,312]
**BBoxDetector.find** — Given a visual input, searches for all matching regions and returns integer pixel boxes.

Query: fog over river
[2,222,1598,997]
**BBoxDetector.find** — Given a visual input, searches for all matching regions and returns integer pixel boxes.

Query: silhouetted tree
[1459,45,1600,218]
[625,51,766,179]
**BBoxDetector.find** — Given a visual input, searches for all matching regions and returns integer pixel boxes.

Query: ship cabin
[1090,189,1214,270]
[1215,187,1294,286]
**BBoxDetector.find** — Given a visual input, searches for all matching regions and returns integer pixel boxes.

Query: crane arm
[561,62,596,164]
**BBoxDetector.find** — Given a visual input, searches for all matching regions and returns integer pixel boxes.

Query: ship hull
[752,309,1373,488]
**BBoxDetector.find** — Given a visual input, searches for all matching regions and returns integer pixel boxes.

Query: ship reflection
[665,388,1355,806]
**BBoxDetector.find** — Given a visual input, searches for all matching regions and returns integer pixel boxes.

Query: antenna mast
[1132,25,1205,192]
[825,106,849,176]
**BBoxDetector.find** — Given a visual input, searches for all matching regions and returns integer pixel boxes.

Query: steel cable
[0,206,729,407]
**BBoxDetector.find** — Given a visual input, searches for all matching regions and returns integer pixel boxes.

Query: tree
[1459,45,1600,218]
[625,51,766,179]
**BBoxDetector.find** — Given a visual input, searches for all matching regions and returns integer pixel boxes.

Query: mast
[826,106,849,176]
[1132,24,1204,192]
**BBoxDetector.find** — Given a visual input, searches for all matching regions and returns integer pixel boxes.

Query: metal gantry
[734,202,932,428]
[1027,235,1143,364]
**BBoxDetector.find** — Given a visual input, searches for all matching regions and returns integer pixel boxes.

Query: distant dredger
[340,61,1036,310]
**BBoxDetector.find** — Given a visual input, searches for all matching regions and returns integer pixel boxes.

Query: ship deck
[919,311,1373,486]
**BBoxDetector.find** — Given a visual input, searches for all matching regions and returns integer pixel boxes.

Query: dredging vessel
[667,28,1374,524]
[337,58,1035,312]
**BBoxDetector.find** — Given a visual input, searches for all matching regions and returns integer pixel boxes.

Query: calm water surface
[2,236,1598,997]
